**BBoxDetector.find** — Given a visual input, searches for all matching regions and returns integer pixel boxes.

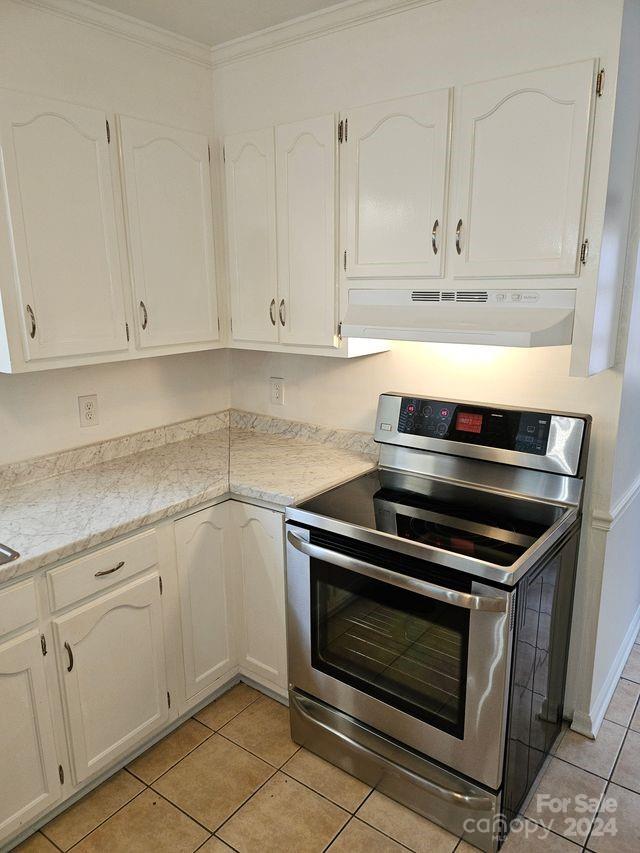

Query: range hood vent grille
[456,291,489,303]
[411,290,488,304]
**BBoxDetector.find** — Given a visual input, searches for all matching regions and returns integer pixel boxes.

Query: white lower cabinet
[175,503,236,702]
[0,500,289,848]
[53,573,168,784]
[230,502,287,694]
[0,629,61,840]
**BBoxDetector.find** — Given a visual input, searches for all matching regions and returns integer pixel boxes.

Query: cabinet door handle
[139,300,148,330]
[455,219,463,255]
[26,304,37,339]
[279,299,286,327]
[95,560,125,578]
[64,642,74,673]
[431,219,439,255]
[269,298,276,326]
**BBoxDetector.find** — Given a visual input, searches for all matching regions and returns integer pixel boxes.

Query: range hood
[341,289,576,347]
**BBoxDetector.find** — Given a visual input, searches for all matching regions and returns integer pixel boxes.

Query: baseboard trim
[571,603,640,738]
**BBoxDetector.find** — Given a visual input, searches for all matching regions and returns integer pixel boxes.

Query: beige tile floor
[12,635,640,853]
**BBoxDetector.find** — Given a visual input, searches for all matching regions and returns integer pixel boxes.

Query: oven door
[286,523,515,789]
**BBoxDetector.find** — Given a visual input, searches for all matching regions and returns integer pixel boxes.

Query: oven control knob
[436,423,447,436]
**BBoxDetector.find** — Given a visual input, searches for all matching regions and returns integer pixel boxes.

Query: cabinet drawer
[47,530,159,611]
[0,578,38,639]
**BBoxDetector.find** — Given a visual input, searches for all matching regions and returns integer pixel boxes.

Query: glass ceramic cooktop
[297,469,559,567]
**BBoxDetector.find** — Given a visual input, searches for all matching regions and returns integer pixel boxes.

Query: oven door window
[311,560,469,738]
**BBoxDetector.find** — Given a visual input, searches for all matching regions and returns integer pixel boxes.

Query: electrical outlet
[78,394,99,427]
[270,377,285,406]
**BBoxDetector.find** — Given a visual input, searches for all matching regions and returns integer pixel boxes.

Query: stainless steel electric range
[284,393,590,851]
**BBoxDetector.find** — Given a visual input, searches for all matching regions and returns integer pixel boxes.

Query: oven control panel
[374,393,589,477]
[396,397,551,454]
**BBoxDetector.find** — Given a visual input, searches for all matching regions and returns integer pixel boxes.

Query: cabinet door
[343,89,450,278]
[276,115,336,347]
[0,90,127,360]
[224,128,278,344]
[452,60,596,278]
[119,116,219,348]
[53,574,168,784]
[175,504,235,701]
[230,503,287,692]
[0,630,61,841]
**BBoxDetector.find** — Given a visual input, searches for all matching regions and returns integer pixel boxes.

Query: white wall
[1,349,230,465]
[0,1,230,466]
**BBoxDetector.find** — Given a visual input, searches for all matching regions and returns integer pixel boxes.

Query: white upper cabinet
[119,116,219,348]
[451,60,596,278]
[0,90,127,360]
[276,115,336,347]
[225,128,278,344]
[343,89,451,279]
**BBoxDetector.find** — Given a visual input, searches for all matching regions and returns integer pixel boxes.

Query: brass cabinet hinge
[223,145,226,163]
[41,634,47,656]
[343,250,347,271]
[167,691,171,709]
[58,765,65,785]
[159,576,163,596]
[596,68,605,97]
[208,143,211,163]
[337,322,343,341]
[106,119,111,144]
[125,322,130,342]
[344,117,348,142]
[580,239,590,265]
[338,119,343,144]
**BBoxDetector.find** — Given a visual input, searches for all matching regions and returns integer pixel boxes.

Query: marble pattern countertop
[1,421,377,584]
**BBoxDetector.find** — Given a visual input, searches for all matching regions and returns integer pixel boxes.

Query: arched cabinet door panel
[0,90,127,360]
[0,630,61,841]
[451,60,596,278]
[276,114,337,347]
[224,128,278,345]
[175,504,235,701]
[119,116,219,348]
[230,502,287,692]
[343,88,451,279]
[53,574,168,784]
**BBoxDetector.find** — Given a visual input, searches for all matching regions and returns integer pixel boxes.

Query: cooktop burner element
[297,469,551,567]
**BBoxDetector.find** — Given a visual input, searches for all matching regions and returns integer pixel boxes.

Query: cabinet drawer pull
[431,219,439,255]
[26,304,37,339]
[455,219,463,255]
[64,642,74,672]
[279,299,286,327]
[140,300,148,330]
[95,560,125,578]
[269,298,276,326]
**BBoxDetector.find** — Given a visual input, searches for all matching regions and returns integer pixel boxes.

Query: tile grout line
[126,723,216,786]
[61,780,150,851]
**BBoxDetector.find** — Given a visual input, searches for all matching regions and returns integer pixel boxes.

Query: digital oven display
[455,412,483,434]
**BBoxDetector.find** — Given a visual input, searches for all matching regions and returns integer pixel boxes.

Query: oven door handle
[290,692,494,811]
[287,531,508,613]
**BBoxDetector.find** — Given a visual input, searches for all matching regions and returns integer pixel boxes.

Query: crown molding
[15,0,213,68]
[211,0,440,69]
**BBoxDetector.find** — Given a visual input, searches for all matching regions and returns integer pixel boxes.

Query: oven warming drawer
[290,689,503,852]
